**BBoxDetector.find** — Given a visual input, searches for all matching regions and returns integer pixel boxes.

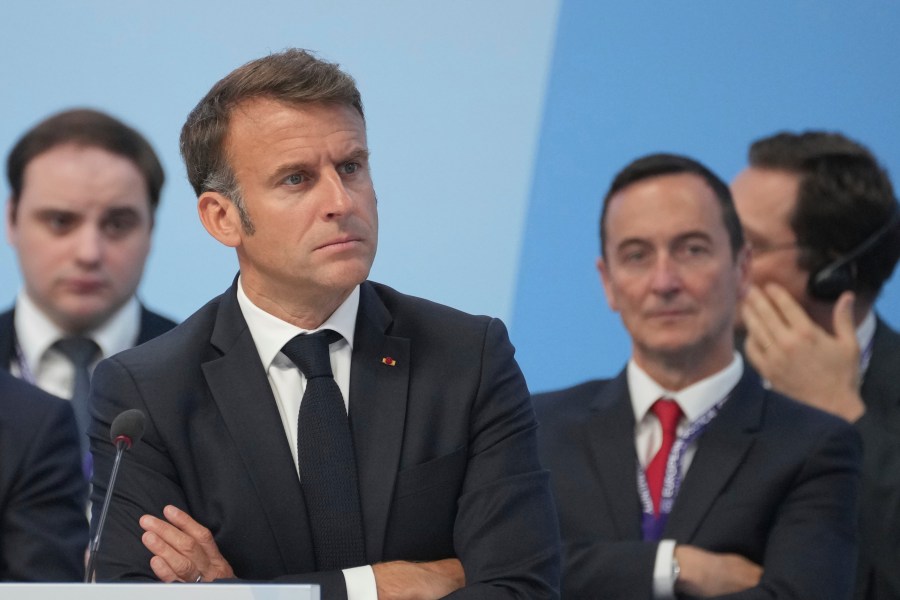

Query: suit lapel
[0,310,15,370]
[587,371,643,539]
[348,282,410,562]
[201,282,316,572]
[861,317,900,413]
[664,368,763,541]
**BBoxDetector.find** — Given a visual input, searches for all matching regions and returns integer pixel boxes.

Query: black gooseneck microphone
[84,409,146,583]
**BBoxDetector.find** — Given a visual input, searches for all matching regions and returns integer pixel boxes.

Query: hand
[674,545,762,596]
[742,284,865,422]
[373,558,465,600]
[140,504,235,583]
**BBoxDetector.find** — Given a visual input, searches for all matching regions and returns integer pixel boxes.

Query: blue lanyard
[638,395,728,541]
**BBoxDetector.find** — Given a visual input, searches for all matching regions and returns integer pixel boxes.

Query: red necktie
[645,398,683,515]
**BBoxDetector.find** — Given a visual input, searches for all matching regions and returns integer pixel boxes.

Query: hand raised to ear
[742,284,864,422]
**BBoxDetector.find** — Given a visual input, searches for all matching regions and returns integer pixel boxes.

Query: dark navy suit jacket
[0,369,87,581]
[855,317,900,600]
[88,280,560,599]
[535,367,861,599]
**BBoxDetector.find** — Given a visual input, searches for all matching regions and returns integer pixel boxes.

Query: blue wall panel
[513,1,900,392]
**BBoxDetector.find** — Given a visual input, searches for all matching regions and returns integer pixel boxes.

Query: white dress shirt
[236,279,376,600]
[627,353,744,599]
[11,290,141,399]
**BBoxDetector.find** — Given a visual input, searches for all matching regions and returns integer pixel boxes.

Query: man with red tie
[534,153,861,598]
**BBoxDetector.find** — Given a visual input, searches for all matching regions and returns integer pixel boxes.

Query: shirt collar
[14,290,140,366]
[857,309,876,352]
[627,352,744,424]
[857,309,877,375]
[236,277,360,370]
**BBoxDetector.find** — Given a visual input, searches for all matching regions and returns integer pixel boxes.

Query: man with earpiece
[732,130,900,600]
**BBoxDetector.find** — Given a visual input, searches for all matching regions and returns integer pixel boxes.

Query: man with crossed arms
[88,49,559,599]
[535,153,861,598]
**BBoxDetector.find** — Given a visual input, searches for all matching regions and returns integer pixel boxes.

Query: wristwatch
[672,554,681,584]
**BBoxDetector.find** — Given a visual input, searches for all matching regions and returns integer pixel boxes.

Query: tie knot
[651,398,682,434]
[281,330,342,379]
[54,337,100,368]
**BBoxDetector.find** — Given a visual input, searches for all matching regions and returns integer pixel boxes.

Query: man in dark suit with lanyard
[534,153,861,598]
[88,49,559,599]
[733,131,900,600]
[2,109,176,474]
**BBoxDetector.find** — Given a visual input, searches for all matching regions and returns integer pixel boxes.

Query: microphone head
[109,409,146,449]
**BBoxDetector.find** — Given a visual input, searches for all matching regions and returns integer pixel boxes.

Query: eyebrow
[268,147,370,185]
[614,237,651,251]
[103,207,143,218]
[673,231,713,244]
[342,147,370,164]
[34,207,78,217]
[615,230,713,249]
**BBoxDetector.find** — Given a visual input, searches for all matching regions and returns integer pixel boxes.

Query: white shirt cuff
[343,565,377,600]
[652,539,677,599]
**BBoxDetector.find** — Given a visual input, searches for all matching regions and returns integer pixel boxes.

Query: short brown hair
[749,131,900,300]
[600,153,744,259]
[6,108,164,218]
[179,48,364,203]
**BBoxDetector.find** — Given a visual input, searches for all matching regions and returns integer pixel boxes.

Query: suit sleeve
[712,421,861,600]
[88,357,350,598]
[89,356,191,581]
[444,318,561,599]
[534,396,659,598]
[553,425,859,600]
[1,397,88,581]
[536,389,860,600]
[851,412,900,598]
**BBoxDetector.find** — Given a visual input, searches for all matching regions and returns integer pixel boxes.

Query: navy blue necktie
[54,336,100,465]
[281,330,366,570]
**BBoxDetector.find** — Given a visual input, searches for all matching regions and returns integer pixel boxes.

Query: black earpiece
[807,210,900,301]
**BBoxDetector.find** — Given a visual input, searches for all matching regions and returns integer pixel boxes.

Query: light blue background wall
[0,0,560,323]
[3,2,899,396]
[513,1,900,392]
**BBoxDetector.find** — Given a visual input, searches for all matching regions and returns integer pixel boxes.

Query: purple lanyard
[638,395,728,541]
[13,338,37,385]
[859,335,875,384]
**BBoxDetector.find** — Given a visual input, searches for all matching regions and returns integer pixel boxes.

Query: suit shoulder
[868,317,900,370]
[532,380,611,422]
[868,317,900,373]
[0,370,72,433]
[367,281,498,335]
[137,306,179,343]
[111,294,224,369]
[874,315,900,343]
[764,389,859,443]
[533,379,611,404]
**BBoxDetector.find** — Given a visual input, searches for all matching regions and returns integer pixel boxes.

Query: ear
[198,192,243,248]
[6,198,17,247]
[596,256,619,312]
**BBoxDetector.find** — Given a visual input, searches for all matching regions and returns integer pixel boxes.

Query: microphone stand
[84,436,130,583]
